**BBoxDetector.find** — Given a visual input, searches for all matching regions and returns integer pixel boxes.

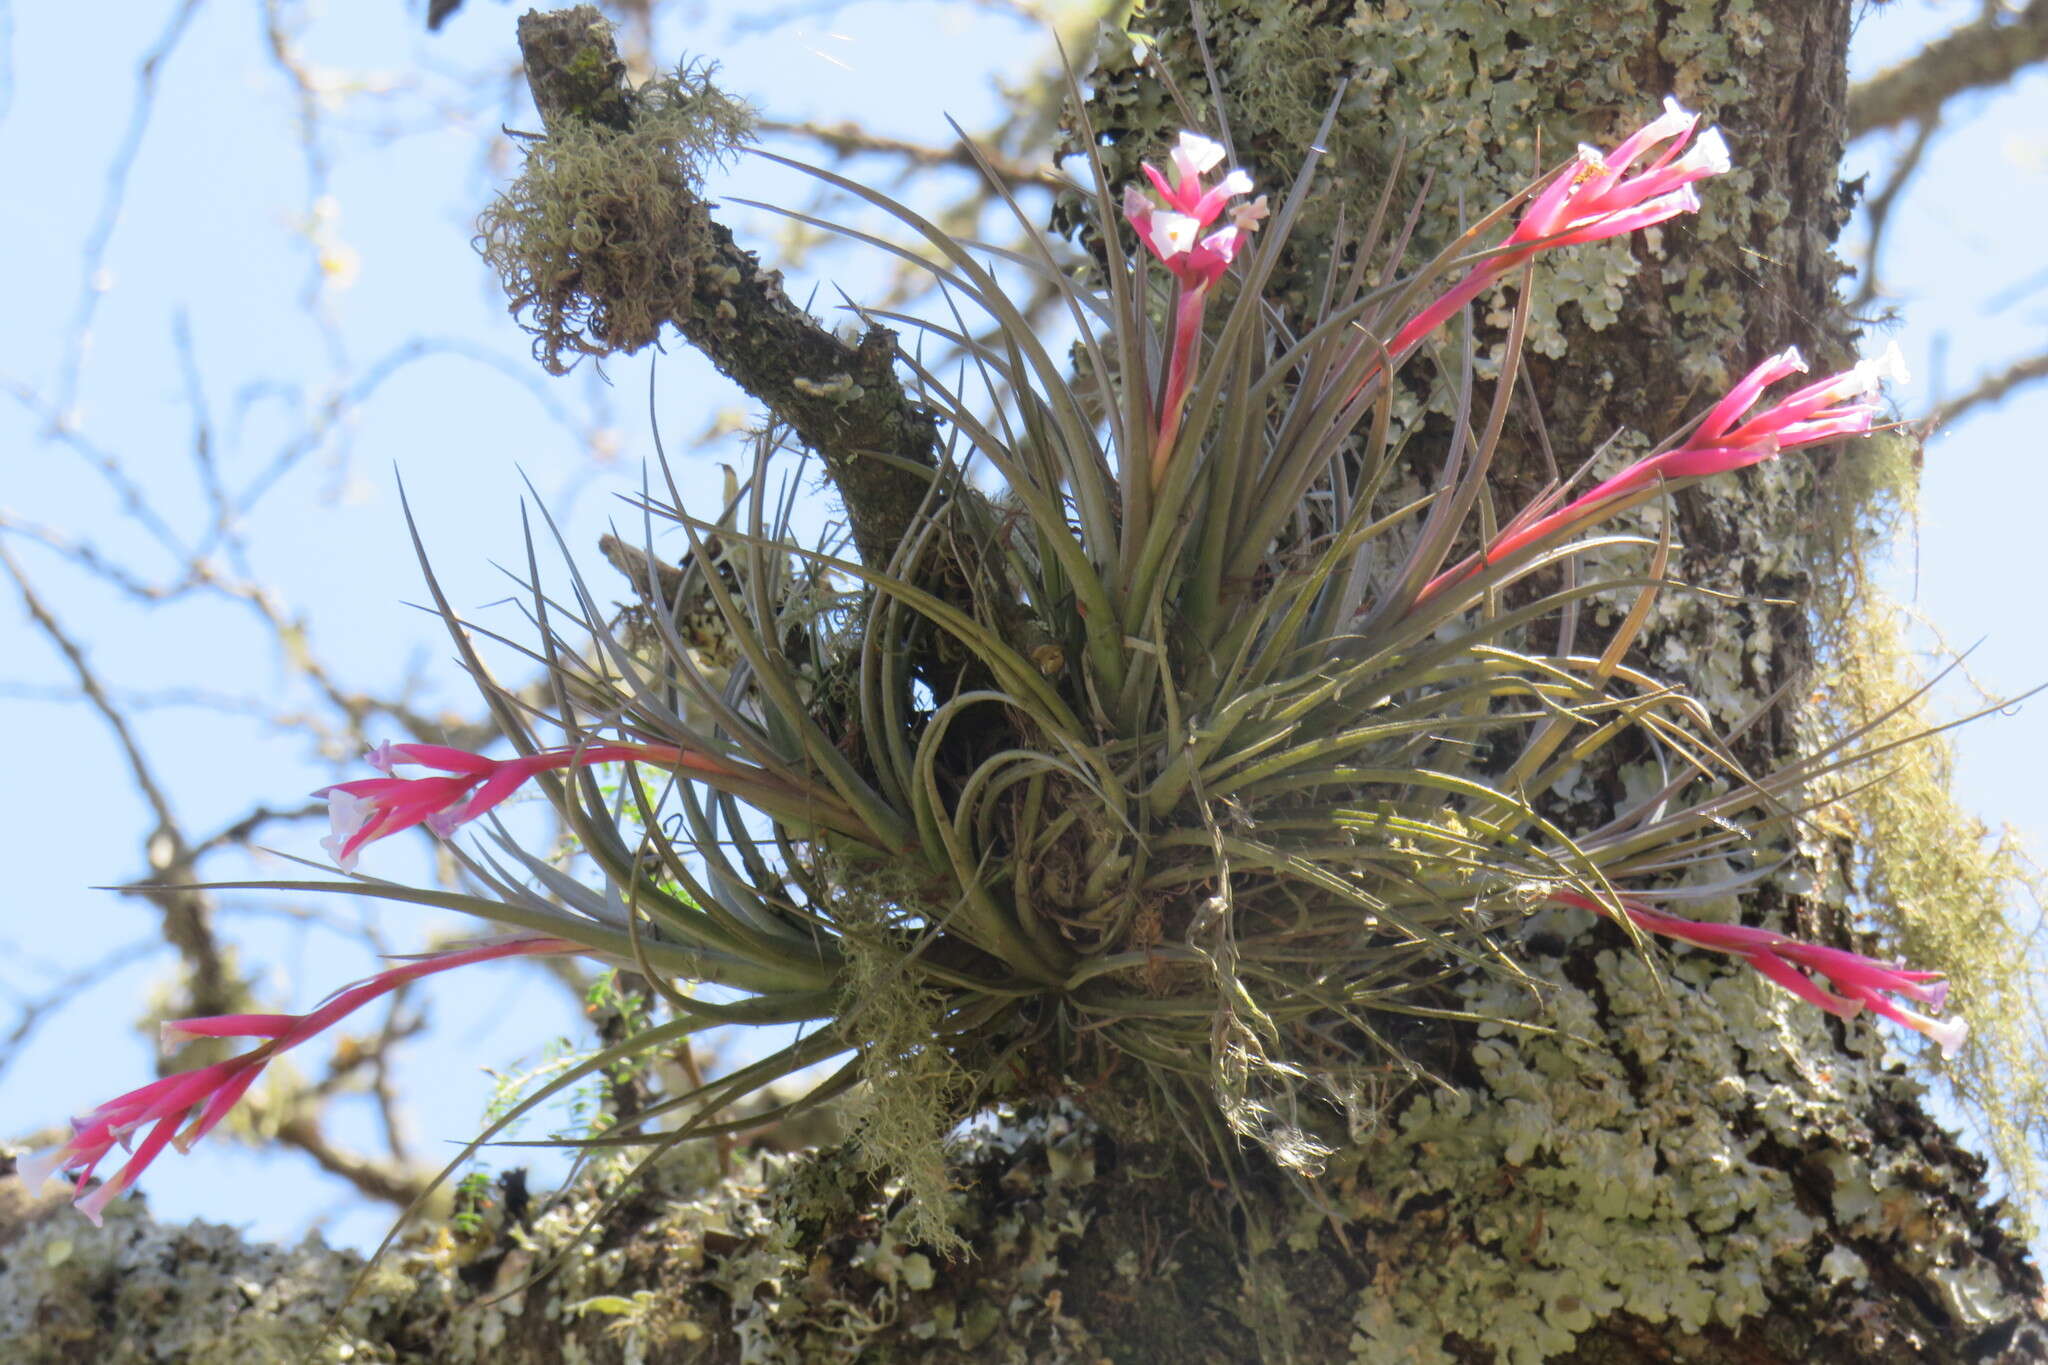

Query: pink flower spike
[1125,131,1261,290]
[1596,126,1731,209]
[317,740,714,868]
[1778,941,1951,1008]
[1581,126,1728,217]
[15,1144,72,1195]
[1700,347,1807,441]
[1412,341,1905,611]
[1834,985,1969,1059]
[1774,410,1878,445]
[74,1114,182,1227]
[1150,210,1203,259]
[1122,183,1154,234]
[1543,183,1701,249]
[1505,99,1725,253]
[1516,147,1604,242]
[1140,161,1183,211]
[1614,180,1701,233]
[1598,96,1698,181]
[1725,341,1908,444]
[378,742,500,775]
[319,772,477,868]
[320,787,377,871]
[1920,1011,1969,1059]
[1176,226,1245,291]
[28,936,587,1223]
[1546,890,1963,1054]
[1376,99,1728,400]
[1741,949,1865,1019]
[1120,132,1265,485]
[173,1065,267,1154]
[1190,169,1255,225]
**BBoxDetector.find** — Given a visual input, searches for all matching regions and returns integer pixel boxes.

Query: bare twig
[274,1112,434,1209]
[0,939,161,1086]
[759,118,1064,192]
[515,7,952,573]
[1850,115,1938,313]
[1849,0,2048,138]
[52,0,205,423]
[1924,349,2048,434]
[0,539,235,1017]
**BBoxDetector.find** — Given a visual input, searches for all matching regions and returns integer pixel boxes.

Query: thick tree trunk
[4,4,2042,1362]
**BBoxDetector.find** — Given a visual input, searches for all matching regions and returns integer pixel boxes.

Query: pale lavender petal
[15,1145,70,1194]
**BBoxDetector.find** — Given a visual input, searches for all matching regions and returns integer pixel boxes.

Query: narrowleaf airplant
[26,83,1955,1250]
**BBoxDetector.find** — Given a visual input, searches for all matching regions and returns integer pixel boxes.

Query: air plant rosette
[24,93,1955,1239]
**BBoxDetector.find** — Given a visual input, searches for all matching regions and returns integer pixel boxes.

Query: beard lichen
[475,59,755,373]
[832,866,973,1258]
[1808,426,2048,1227]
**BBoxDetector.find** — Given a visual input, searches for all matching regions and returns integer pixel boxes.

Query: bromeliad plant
[26,92,1954,1232]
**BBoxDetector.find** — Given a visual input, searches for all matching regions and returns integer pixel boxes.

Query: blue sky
[1,0,2041,1255]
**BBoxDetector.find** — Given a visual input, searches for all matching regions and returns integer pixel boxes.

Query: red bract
[1549,891,1966,1057]
[1389,98,1732,361]
[17,937,581,1225]
[1121,131,1265,292]
[1579,341,1906,496]
[1122,130,1267,484]
[1416,343,1907,605]
[319,739,731,870]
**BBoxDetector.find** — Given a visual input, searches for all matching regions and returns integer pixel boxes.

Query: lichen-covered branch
[8,951,2045,1363]
[1849,0,2048,138]
[503,6,952,575]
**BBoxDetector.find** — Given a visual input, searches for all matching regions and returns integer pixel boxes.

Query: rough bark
[5,4,2044,1362]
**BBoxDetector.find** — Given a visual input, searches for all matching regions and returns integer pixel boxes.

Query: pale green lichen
[0,1186,422,1364]
[1330,910,2030,1362]
[2,1102,1113,1362]
[475,59,755,374]
[1091,0,1784,374]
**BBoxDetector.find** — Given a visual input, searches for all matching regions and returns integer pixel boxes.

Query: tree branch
[1849,0,2048,138]
[514,6,951,575]
[758,117,1064,192]
[1926,348,2048,433]
[0,540,235,1019]
[1849,114,1938,311]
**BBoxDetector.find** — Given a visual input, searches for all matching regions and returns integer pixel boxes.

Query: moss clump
[475,60,754,373]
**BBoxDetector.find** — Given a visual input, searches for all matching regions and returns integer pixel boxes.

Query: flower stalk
[1549,891,1965,1057]
[1416,342,1909,607]
[1122,131,1266,486]
[18,936,582,1225]
[320,739,743,870]
[1388,98,1730,363]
